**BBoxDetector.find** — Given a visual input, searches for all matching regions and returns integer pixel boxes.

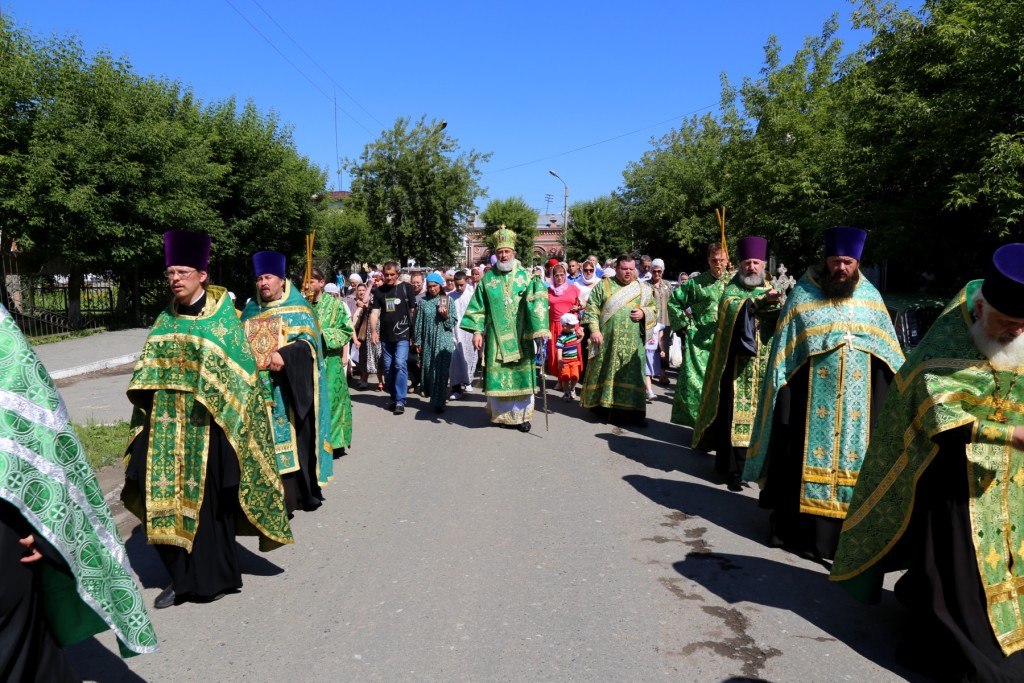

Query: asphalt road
[64,375,923,682]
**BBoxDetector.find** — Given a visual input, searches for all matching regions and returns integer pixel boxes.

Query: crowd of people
[3,224,1023,682]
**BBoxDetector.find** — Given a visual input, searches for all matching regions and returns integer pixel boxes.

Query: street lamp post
[549,170,569,258]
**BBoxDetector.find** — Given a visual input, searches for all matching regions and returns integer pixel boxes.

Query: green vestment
[580,278,658,412]
[124,286,293,552]
[668,269,728,426]
[413,293,456,408]
[692,275,780,451]
[459,264,550,399]
[0,304,158,657]
[744,271,904,518]
[241,281,333,487]
[830,280,1024,656]
[313,293,354,450]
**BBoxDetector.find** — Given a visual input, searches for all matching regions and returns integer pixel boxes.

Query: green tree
[344,116,490,268]
[313,204,390,275]
[478,196,539,264]
[565,196,630,260]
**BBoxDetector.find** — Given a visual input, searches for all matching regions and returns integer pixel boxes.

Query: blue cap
[426,272,444,286]
[824,227,867,260]
[982,244,1024,318]
[252,251,286,279]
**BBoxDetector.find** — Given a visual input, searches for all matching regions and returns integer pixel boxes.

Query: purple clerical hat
[164,231,211,270]
[736,236,768,262]
[824,226,867,261]
[981,244,1024,318]
[252,251,286,279]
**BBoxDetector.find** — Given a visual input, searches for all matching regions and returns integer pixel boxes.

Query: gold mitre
[492,225,517,251]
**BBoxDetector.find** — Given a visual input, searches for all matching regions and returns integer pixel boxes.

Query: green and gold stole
[126,286,292,552]
[693,276,779,450]
[744,273,903,518]
[832,280,1024,655]
[0,304,158,657]
[241,281,333,485]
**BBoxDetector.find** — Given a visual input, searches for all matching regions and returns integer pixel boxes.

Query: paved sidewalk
[33,328,150,379]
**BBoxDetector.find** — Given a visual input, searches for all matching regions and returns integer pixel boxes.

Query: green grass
[75,420,132,471]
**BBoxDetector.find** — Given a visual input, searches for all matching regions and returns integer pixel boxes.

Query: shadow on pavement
[623,474,766,545]
[672,551,927,682]
[65,637,148,683]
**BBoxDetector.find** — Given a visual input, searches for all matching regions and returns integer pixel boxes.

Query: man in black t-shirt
[370,261,418,414]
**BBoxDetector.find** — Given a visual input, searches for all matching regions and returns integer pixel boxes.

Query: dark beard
[815,264,859,299]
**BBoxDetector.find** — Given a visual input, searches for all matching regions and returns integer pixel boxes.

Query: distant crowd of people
[4,225,1023,682]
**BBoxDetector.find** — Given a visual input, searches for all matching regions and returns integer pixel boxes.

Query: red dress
[546,283,581,376]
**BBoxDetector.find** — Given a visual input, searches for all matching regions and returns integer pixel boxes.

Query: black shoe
[154,585,176,609]
[727,479,744,492]
[333,447,346,459]
[517,421,531,433]
[435,406,445,414]
[386,401,396,411]
[394,404,405,415]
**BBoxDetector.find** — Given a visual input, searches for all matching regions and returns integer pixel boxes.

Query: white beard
[972,316,1024,371]
[741,273,765,288]
[495,259,514,273]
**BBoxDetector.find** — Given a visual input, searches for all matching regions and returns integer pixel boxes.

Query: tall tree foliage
[478,196,539,263]
[565,196,631,261]
[0,15,330,323]
[345,116,490,268]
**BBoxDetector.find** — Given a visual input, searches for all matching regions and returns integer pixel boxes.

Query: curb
[49,353,141,381]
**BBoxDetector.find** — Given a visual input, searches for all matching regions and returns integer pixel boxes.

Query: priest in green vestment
[829,244,1024,681]
[668,242,730,427]
[460,228,550,433]
[1,304,157,678]
[241,251,333,514]
[692,236,781,491]
[309,267,354,457]
[580,254,658,426]
[123,232,292,611]
[744,227,904,561]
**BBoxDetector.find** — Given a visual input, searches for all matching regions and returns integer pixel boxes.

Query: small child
[555,312,582,401]
[645,323,666,401]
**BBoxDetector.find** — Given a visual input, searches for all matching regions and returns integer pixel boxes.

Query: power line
[485,104,717,175]
[222,0,375,136]
[248,0,386,130]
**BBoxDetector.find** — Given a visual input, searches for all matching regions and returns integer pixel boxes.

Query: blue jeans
[380,339,409,405]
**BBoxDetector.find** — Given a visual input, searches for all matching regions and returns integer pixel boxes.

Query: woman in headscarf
[351,282,383,391]
[545,262,582,381]
[413,272,456,413]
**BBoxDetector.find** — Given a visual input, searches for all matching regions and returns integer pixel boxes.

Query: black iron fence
[0,247,116,339]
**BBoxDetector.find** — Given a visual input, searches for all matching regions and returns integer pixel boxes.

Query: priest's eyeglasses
[164,268,197,280]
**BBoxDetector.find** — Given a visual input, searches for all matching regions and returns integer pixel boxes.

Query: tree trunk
[67,266,83,326]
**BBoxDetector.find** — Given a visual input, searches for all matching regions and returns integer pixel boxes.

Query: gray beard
[971,316,1024,372]
[495,260,514,273]
[740,273,765,288]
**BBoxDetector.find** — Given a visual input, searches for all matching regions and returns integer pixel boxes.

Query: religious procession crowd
[2,223,1023,683]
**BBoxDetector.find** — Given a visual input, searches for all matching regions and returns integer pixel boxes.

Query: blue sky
[5,1,913,215]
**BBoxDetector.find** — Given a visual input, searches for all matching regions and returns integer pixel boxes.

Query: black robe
[274,340,322,513]
[0,500,81,683]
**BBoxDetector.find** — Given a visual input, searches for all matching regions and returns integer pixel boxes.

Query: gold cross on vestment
[816,367,830,379]
[852,369,864,381]
[156,411,174,429]
[815,406,829,419]
[812,446,827,458]
[154,474,173,494]
[849,408,863,422]
[1013,467,1024,488]
[985,545,1002,571]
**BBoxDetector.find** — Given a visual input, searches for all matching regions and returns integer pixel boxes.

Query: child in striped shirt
[555,312,582,401]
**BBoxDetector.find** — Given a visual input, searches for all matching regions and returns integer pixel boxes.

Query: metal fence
[0,247,116,339]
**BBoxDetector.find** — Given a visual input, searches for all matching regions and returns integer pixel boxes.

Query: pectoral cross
[990,407,1009,424]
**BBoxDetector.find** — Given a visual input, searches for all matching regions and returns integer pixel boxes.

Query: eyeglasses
[164,268,196,280]
[582,268,595,273]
